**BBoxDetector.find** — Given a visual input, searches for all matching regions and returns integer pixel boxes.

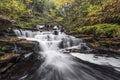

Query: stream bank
[0,36,38,74]
[71,34,120,55]
[0,15,39,74]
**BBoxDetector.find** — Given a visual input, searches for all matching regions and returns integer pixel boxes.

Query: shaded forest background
[0,0,120,38]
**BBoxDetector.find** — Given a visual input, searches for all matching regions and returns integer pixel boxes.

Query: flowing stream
[13,27,120,80]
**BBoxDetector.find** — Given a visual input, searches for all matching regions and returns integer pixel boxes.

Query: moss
[0,46,7,51]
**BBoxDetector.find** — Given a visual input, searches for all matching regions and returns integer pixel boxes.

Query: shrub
[76,24,120,38]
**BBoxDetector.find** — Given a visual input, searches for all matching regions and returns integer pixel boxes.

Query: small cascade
[13,28,88,50]
[13,29,22,36]
[12,42,18,53]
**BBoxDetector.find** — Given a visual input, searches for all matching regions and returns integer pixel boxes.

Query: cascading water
[13,27,120,80]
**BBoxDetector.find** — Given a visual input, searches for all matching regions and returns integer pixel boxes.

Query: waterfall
[13,27,119,80]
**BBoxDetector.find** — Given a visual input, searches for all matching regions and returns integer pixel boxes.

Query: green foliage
[87,5,102,16]
[0,0,33,28]
[76,24,120,38]
[63,0,120,30]
[0,0,120,39]
[0,0,30,20]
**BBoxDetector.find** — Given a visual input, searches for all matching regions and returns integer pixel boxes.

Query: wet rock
[0,53,41,80]
[71,34,120,55]
[0,63,13,74]
[91,48,120,55]
[0,53,20,73]
[0,36,38,74]
[0,53,20,62]
[88,39,120,55]
[67,49,80,53]
[67,48,92,53]
[0,36,38,53]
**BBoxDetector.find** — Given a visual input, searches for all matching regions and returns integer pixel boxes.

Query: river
[11,27,120,80]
